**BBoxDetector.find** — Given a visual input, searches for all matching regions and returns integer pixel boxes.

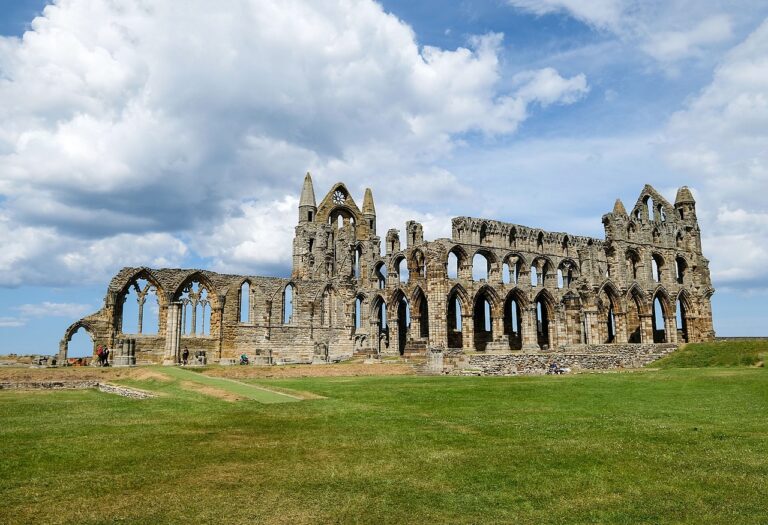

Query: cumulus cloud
[0,0,589,286]
[506,0,761,65]
[662,19,768,291]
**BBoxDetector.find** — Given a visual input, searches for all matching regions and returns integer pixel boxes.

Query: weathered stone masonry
[61,175,715,368]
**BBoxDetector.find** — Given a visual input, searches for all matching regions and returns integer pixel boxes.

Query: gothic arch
[60,321,96,360]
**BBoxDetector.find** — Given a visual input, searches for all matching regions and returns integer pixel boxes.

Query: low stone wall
[431,343,677,376]
[0,381,155,398]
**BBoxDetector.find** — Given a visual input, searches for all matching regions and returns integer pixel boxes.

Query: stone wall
[430,343,677,376]
[0,381,155,398]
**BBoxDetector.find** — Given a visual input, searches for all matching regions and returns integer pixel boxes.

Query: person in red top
[96,345,104,366]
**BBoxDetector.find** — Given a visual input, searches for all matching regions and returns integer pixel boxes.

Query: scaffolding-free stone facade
[61,175,715,366]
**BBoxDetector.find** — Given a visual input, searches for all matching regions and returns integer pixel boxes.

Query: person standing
[103,346,110,367]
[182,346,189,366]
[96,345,104,366]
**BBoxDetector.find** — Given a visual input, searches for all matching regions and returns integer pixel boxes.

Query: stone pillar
[163,302,182,365]
[521,305,538,351]
[640,313,654,343]
[461,313,474,352]
[389,317,401,356]
[665,313,678,344]
[614,312,628,343]
[584,310,601,345]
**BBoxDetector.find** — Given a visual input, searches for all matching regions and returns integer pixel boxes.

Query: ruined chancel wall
[61,175,715,365]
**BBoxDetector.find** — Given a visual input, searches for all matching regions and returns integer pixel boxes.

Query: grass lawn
[650,339,767,368]
[1,367,767,524]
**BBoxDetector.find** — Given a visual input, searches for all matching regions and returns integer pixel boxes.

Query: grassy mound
[650,340,767,368]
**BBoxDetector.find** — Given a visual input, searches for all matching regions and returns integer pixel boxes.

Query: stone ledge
[0,381,156,399]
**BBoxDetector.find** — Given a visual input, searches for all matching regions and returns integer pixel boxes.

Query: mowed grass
[160,366,300,403]
[651,339,767,368]
[1,368,767,524]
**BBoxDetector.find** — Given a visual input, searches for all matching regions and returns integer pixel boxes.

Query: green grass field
[651,339,767,368]
[1,358,767,523]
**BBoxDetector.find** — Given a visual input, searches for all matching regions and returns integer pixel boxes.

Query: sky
[0,0,767,355]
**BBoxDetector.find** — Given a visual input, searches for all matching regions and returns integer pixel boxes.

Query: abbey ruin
[61,175,715,372]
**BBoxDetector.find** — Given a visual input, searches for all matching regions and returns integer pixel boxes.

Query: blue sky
[1,0,767,355]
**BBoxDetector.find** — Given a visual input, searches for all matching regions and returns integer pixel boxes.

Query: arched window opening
[602,298,616,344]
[651,254,663,283]
[505,296,523,350]
[472,253,490,281]
[676,232,684,248]
[627,251,640,280]
[379,302,388,328]
[473,293,493,351]
[447,252,459,279]
[535,297,550,349]
[397,257,409,283]
[412,251,427,279]
[502,263,511,284]
[627,292,643,343]
[509,227,517,247]
[417,293,429,339]
[659,207,666,222]
[652,228,661,244]
[557,269,564,288]
[179,281,211,337]
[676,298,689,343]
[321,288,333,327]
[396,297,410,355]
[537,232,544,250]
[308,237,314,252]
[678,208,684,220]
[337,215,344,229]
[375,263,387,289]
[675,257,687,284]
[530,265,538,286]
[354,297,362,332]
[283,284,294,324]
[121,278,160,335]
[68,327,94,358]
[644,196,655,221]
[562,236,569,255]
[479,223,489,244]
[447,292,463,349]
[353,247,362,280]
[239,282,250,323]
[653,296,667,343]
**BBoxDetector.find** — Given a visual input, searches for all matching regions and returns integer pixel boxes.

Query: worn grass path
[159,366,299,403]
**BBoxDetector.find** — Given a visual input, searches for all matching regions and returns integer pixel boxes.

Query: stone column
[611,312,627,344]
[461,312,474,352]
[521,305,539,351]
[163,302,182,365]
[640,313,654,343]
[584,309,602,344]
[665,314,678,344]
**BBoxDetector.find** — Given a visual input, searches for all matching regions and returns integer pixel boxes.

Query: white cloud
[15,302,93,319]
[506,1,761,65]
[507,0,622,31]
[0,301,93,328]
[642,15,732,63]
[662,19,768,290]
[512,67,590,107]
[0,0,588,285]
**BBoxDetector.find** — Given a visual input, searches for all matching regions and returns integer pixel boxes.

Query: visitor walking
[182,346,189,366]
